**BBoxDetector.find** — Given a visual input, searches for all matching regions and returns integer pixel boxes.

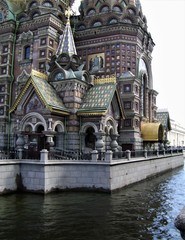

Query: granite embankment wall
[110,155,184,190]
[0,154,184,194]
[0,162,20,194]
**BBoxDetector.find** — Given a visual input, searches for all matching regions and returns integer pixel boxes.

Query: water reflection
[0,166,184,240]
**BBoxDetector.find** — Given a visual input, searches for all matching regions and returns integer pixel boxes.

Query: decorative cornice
[94,77,116,85]
[31,69,48,80]
[75,24,138,39]
[19,14,62,32]
[77,111,106,116]
[0,21,16,34]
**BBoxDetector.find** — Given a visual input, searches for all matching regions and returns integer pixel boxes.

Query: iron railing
[0,148,183,161]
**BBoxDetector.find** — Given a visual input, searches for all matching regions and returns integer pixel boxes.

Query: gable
[15,85,45,114]
[107,94,123,119]
[25,93,43,113]
[78,81,125,119]
[10,73,69,115]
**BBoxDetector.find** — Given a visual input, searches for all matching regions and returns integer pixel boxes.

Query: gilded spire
[56,6,77,57]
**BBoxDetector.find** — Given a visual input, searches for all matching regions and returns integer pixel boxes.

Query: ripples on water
[0,166,185,240]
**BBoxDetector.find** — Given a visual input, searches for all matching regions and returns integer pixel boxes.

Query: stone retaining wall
[0,154,184,194]
[20,162,110,193]
[110,155,184,190]
[0,162,20,194]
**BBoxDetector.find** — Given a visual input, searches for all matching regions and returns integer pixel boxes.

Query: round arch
[80,122,98,153]
[21,112,47,131]
[24,123,34,132]
[104,116,118,135]
[34,123,45,132]
[53,121,65,132]
[137,56,153,88]
[80,122,98,134]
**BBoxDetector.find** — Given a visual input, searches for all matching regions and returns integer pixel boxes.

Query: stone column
[16,132,25,160]
[105,150,113,162]
[110,134,119,152]
[91,150,98,162]
[48,118,53,130]
[95,130,105,160]
[40,149,48,162]
[95,130,105,152]
[43,131,56,150]
[125,150,131,160]
[144,149,147,158]
[156,149,159,157]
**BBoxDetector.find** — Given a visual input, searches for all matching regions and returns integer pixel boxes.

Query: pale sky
[72,0,185,127]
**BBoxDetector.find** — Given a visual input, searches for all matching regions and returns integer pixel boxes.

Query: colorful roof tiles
[56,15,77,57]
[10,75,69,115]
[78,83,116,115]
[31,75,68,113]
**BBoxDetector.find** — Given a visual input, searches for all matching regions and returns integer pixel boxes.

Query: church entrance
[24,125,46,159]
[84,127,96,152]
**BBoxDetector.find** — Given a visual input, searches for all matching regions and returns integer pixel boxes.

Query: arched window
[32,12,40,18]
[0,12,3,22]
[85,127,96,150]
[78,24,86,30]
[138,59,149,118]
[54,72,65,81]
[25,125,32,133]
[100,6,109,13]
[109,18,118,24]
[139,58,148,73]
[87,8,96,16]
[18,15,26,22]
[29,1,38,8]
[42,1,53,7]
[112,5,122,13]
[92,21,102,27]
[24,46,31,60]
[142,74,147,118]
[123,18,132,23]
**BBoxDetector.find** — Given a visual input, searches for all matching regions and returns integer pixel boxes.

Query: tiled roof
[56,18,77,56]
[31,75,68,113]
[78,83,116,115]
[120,71,135,79]
[10,75,69,115]
[157,110,171,130]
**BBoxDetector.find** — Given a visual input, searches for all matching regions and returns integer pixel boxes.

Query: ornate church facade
[0,0,163,158]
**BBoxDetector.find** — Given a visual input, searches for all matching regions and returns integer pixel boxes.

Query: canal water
[0,166,185,240]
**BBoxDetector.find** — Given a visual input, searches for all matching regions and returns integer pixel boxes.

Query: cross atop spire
[56,6,77,57]
[65,5,72,21]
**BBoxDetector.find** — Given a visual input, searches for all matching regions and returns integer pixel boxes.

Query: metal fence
[0,148,183,161]
[48,150,91,161]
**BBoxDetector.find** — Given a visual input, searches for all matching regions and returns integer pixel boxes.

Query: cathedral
[0,0,164,158]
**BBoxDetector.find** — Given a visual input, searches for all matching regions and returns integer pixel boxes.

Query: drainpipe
[79,116,81,153]
[8,19,19,153]
[64,117,66,151]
